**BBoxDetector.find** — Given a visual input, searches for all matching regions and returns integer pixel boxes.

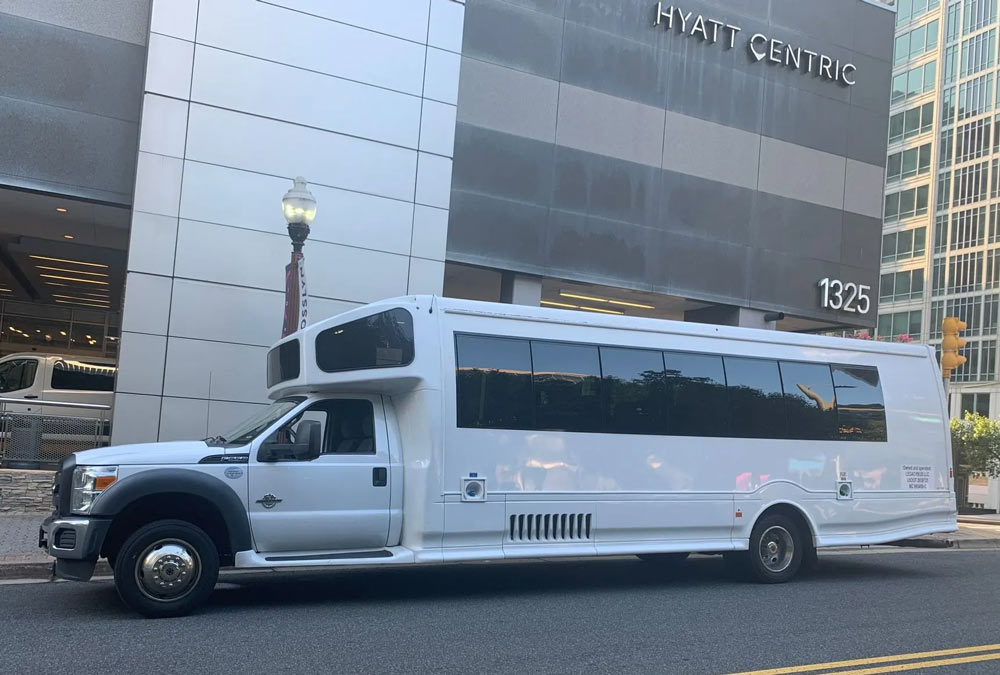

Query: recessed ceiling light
[579,305,624,315]
[63,234,74,239]
[56,208,68,213]
[30,255,108,269]
[559,291,655,310]
[39,274,108,285]
[540,300,578,309]
[35,265,108,278]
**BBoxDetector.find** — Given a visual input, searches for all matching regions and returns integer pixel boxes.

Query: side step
[885,538,954,549]
[264,549,393,562]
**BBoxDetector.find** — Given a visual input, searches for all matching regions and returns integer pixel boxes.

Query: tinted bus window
[725,358,786,439]
[780,361,838,440]
[663,351,729,437]
[316,308,414,372]
[51,364,115,391]
[600,347,665,435]
[832,365,888,441]
[532,341,602,432]
[267,340,300,388]
[456,335,532,429]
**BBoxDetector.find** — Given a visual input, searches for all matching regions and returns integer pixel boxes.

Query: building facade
[0,0,895,446]
[884,0,1000,421]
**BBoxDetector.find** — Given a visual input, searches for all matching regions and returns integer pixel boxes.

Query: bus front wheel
[746,514,804,584]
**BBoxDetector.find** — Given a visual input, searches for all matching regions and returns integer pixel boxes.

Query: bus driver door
[248,397,391,554]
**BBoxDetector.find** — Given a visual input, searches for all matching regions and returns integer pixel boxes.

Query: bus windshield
[214,397,305,446]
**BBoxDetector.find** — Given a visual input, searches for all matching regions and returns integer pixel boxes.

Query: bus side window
[832,365,887,442]
[779,361,839,441]
[663,351,729,437]
[455,335,532,429]
[724,357,786,439]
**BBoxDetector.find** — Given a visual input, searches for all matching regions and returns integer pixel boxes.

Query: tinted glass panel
[663,351,729,437]
[315,308,414,372]
[832,366,888,441]
[0,359,37,393]
[456,335,532,429]
[51,363,114,391]
[600,347,664,435]
[532,341,602,432]
[266,339,300,388]
[725,358,786,439]
[779,362,838,440]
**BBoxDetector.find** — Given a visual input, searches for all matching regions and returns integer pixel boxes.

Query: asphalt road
[2,550,1000,675]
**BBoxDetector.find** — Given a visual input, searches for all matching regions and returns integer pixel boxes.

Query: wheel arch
[751,501,818,549]
[93,469,251,566]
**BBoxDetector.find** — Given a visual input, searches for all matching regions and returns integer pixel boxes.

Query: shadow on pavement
[58,553,948,618]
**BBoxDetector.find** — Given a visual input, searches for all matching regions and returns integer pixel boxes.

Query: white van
[0,353,116,416]
[40,296,957,617]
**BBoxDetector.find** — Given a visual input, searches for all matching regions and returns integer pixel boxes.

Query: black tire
[114,519,219,618]
[746,514,804,584]
[637,552,689,566]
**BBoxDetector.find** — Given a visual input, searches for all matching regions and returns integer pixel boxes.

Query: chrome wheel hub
[135,539,201,602]
[758,526,794,573]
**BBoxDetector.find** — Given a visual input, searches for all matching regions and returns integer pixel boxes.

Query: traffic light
[941,316,968,379]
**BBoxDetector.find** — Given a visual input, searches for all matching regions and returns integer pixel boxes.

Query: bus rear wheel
[746,514,804,583]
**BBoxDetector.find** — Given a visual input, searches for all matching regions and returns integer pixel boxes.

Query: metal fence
[0,398,111,470]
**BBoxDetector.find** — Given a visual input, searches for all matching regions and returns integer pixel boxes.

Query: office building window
[892,61,938,103]
[949,251,985,292]
[880,269,925,302]
[938,172,953,210]
[961,393,991,416]
[953,162,989,206]
[933,257,948,295]
[961,29,996,76]
[883,227,928,262]
[877,310,923,339]
[888,143,933,183]
[950,206,987,249]
[964,0,998,34]
[957,119,992,162]
[958,73,994,120]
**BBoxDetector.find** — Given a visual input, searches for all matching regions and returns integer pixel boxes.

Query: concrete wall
[447,0,894,326]
[113,0,465,443]
[0,1,150,204]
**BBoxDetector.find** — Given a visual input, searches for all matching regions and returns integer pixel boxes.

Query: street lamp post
[280,177,317,338]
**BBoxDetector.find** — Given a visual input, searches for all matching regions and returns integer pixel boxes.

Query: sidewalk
[3,516,999,580]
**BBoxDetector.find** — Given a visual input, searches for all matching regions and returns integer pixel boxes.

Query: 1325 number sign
[818,278,871,314]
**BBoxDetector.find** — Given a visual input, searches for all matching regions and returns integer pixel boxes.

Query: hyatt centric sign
[653,3,857,86]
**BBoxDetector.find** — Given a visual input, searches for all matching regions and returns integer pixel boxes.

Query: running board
[264,549,393,562]
[234,546,415,568]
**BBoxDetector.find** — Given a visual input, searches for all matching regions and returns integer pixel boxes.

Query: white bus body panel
[267,296,957,564]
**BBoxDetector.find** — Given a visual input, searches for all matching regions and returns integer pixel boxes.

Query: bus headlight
[71,466,118,514]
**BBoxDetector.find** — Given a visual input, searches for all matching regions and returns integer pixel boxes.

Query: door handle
[372,467,387,487]
[22,396,38,399]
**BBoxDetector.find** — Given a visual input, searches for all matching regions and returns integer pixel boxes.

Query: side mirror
[258,420,323,462]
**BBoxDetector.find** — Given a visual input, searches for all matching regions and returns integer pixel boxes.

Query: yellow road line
[816,651,1000,674]
[724,643,1000,675]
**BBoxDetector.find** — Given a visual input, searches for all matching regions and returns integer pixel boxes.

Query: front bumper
[39,514,111,581]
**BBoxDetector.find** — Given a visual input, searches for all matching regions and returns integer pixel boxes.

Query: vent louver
[508,513,592,542]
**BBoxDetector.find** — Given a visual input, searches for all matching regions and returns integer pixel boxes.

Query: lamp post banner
[281,252,308,338]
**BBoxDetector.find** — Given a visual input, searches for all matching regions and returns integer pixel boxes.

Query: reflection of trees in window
[832,366,888,441]
[601,347,664,435]
[725,358,786,439]
[532,342,602,432]
[663,351,729,437]
[780,362,839,440]
[456,335,532,429]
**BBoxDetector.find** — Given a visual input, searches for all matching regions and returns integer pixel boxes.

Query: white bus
[41,296,957,617]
